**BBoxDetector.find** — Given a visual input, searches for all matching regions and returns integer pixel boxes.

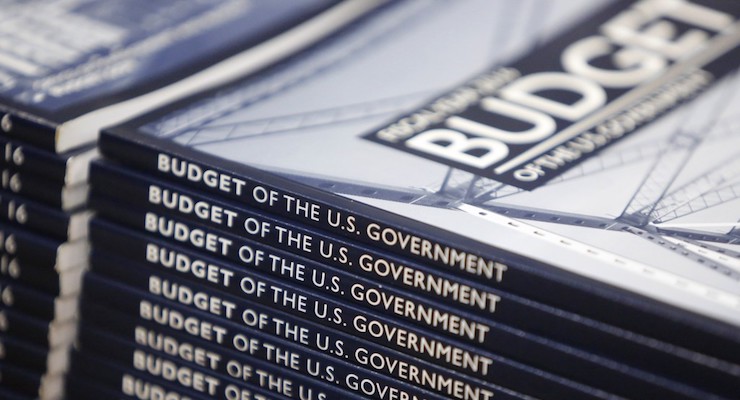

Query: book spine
[1,252,63,296]
[0,191,72,240]
[0,334,63,375]
[79,315,455,400]
[0,112,58,153]
[0,280,59,321]
[0,309,54,349]
[99,130,740,364]
[0,137,67,183]
[87,252,701,400]
[0,167,69,210]
[0,222,69,268]
[89,213,740,396]
[89,160,740,390]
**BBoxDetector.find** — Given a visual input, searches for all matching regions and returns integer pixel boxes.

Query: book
[0,361,64,400]
[0,222,87,272]
[0,137,97,186]
[0,255,84,297]
[0,308,77,349]
[0,190,91,241]
[0,0,384,153]
[0,167,89,211]
[0,279,78,323]
[99,0,740,369]
[0,334,69,375]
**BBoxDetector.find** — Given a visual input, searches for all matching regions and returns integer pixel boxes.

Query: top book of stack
[0,0,382,153]
[99,0,740,366]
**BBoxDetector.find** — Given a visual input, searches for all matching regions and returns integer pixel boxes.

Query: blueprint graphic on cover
[124,0,740,328]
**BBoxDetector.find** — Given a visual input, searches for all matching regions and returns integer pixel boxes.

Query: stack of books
[78,0,740,399]
[0,1,364,398]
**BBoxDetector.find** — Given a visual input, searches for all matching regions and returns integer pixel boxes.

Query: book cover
[0,0,379,152]
[104,0,740,336]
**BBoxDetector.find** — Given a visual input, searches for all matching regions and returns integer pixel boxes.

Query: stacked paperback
[0,0,368,398]
[79,0,740,399]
